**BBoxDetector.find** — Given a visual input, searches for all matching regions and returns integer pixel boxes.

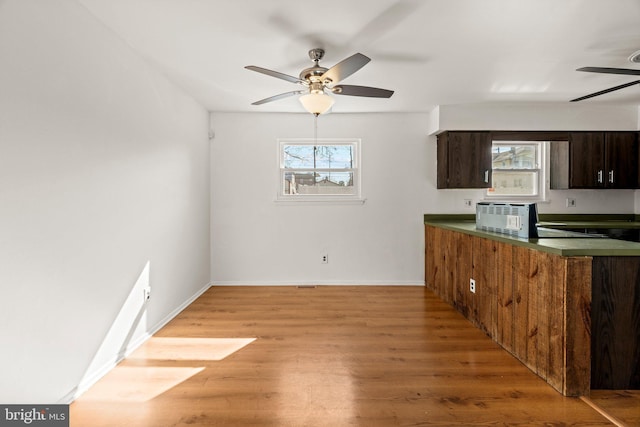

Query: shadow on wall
[65,261,152,402]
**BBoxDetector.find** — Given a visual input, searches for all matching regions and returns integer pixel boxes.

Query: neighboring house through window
[487,141,545,200]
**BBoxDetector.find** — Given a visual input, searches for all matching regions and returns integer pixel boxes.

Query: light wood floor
[71,286,638,426]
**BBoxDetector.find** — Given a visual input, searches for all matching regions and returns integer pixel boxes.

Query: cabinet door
[605,132,638,189]
[442,132,492,188]
[569,132,605,188]
[425,225,472,307]
[436,133,449,189]
[471,236,498,339]
[591,257,640,389]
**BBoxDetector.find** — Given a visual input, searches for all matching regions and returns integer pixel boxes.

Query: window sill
[274,197,367,205]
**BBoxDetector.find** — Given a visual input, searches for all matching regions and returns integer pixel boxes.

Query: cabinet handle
[597,170,603,184]
[609,170,614,184]
[484,170,489,183]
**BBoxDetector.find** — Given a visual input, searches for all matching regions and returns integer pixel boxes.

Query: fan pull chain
[314,113,318,145]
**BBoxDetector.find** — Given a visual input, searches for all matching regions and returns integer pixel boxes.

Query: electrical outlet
[321,253,328,264]
[464,199,473,207]
[469,278,476,294]
[143,287,151,303]
[566,198,576,208]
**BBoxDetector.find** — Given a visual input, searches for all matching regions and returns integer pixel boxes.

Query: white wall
[0,0,210,403]
[430,103,640,134]
[210,112,430,285]
[211,105,639,287]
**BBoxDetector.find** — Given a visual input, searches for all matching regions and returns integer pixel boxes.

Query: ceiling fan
[571,66,640,102]
[245,48,394,115]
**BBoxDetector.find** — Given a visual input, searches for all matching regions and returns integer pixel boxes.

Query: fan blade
[251,90,305,105]
[570,80,640,102]
[245,66,306,84]
[321,53,371,84]
[332,85,394,98]
[577,67,640,76]
[349,0,423,48]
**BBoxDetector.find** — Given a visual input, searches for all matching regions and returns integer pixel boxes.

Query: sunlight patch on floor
[79,366,204,402]
[129,337,257,361]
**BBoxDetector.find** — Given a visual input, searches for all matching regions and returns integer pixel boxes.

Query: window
[278,139,361,202]
[487,141,544,199]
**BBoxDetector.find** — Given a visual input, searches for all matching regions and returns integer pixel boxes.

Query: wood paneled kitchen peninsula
[424,216,640,397]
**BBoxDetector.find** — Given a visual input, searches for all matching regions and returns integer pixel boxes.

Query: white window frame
[276,138,364,203]
[485,140,548,202]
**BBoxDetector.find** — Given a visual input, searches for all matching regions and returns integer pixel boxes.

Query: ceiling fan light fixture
[299,92,334,115]
[246,49,392,111]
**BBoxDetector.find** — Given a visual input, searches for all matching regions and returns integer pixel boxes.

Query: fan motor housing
[308,48,325,62]
[299,66,328,82]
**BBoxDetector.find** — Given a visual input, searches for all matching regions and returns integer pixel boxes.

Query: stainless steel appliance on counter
[476,202,616,240]
[476,202,539,238]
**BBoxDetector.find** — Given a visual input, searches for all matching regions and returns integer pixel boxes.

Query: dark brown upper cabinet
[569,132,638,189]
[437,131,492,189]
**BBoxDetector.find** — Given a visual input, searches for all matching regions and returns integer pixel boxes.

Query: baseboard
[211,281,425,286]
[60,281,212,404]
[60,331,153,404]
[152,282,212,334]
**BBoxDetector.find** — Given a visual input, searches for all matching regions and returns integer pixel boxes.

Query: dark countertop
[538,220,640,229]
[424,219,640,257]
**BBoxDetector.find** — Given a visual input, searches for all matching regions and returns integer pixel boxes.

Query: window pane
[492,145,537,169]
[283,171,355,195]
[283,145,354,169]
[314,146,353,169]
[283,145,315,168]
[489,171,538,195]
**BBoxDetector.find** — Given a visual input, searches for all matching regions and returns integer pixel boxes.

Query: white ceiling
[77,0,640,114]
